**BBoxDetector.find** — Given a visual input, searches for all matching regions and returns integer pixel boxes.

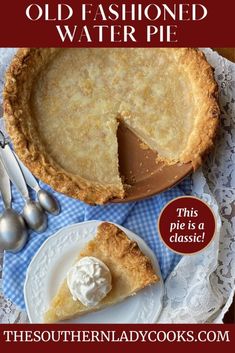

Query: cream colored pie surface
[4,48,219,204]
[44,222,159,323]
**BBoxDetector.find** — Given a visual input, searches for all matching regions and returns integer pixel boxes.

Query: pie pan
[112,124,193,203]
[4,48,219,205]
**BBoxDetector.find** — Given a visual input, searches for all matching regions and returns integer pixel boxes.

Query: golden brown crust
[81,222,159,287]
[44,222,158,323]
[177,49,220,169]
[137,49,219,169]
[3,48,124,205]
[3,48,219,204]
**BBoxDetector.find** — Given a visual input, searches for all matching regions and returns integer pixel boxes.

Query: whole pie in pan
[44,222,159,323]
[4,48,219,204]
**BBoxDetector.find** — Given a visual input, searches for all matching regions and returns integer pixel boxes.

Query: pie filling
[44,222,158,323]
[4,48,219,204]
[30,48,196,191]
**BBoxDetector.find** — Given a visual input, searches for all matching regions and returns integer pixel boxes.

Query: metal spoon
[0,145,47,233]
[0,159,28,253]
[15,155,60,215]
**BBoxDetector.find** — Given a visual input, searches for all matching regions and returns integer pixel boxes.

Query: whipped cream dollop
[67,256,112,307]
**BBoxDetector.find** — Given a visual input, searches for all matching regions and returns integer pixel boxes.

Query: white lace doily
[0,48,234,323]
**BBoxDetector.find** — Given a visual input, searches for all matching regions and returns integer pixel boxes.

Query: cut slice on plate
[44,222,159,323]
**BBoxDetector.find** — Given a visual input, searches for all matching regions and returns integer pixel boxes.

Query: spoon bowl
[37,189,60,215]
[23,200,47,233]
[0,209,28,253]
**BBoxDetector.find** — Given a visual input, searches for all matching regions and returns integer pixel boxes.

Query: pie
[44,222,159,323]
[4,48,219,204]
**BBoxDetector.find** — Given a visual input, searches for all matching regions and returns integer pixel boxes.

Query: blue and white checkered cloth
[2,178,192,310]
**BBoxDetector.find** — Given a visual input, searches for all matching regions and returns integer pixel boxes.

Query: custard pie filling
[4,48,219,204]
[44,222,159,323]
[31,48,195,173]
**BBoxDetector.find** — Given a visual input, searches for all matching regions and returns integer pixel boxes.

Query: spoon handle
[13,153,40,192]
[0,158,11,209]
[0,145,29,200]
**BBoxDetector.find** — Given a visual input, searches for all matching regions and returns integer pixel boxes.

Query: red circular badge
[158,196,216,255]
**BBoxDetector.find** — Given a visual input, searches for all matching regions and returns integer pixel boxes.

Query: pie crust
[44,222,159,323]
[3,48,219,204]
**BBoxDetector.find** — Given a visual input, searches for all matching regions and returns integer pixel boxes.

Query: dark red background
[158,196,216,254]
[0,0,234,47]
[0,324,234,353]
[0,1,234,351]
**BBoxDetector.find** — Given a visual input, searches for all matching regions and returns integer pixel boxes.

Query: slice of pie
[44,222,159,323]
[4,48,219,204]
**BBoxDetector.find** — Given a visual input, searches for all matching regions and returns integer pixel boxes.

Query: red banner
[0,0,234,47]
[0,324,234,353]
[0,1,234,352]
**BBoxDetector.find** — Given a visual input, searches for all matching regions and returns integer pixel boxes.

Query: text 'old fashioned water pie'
[4,48,219,204]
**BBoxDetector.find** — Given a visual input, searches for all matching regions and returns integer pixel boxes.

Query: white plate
[24,221,164,323]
